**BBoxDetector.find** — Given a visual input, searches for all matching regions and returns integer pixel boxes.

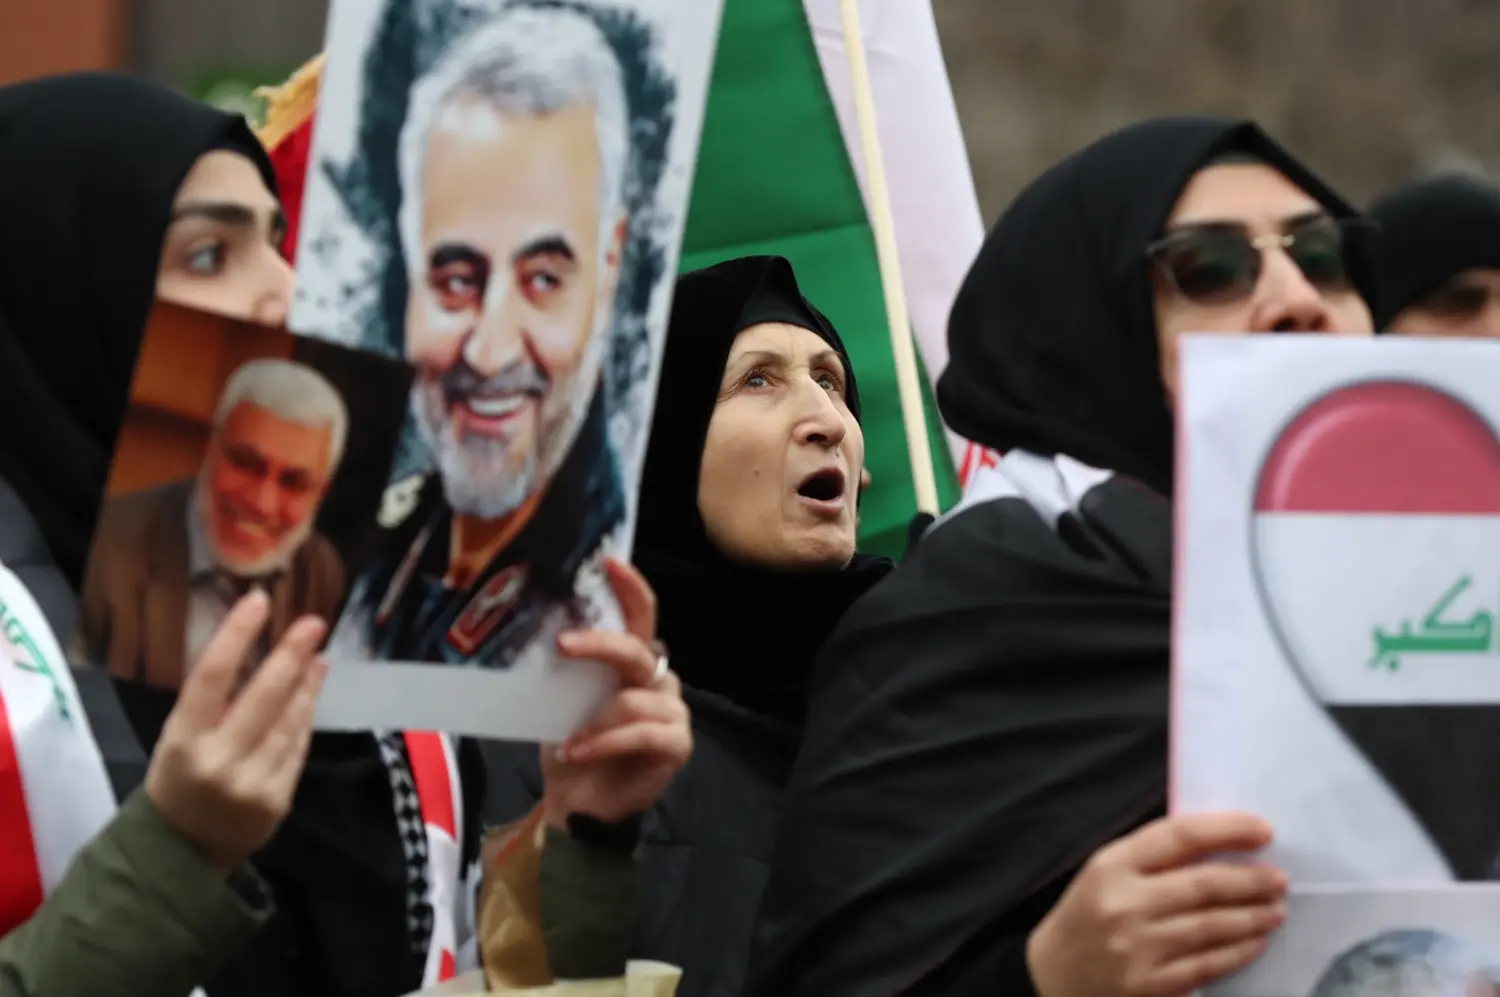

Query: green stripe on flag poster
[680,0,960,561]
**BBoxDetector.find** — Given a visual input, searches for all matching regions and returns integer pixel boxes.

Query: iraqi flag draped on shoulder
[256,0,992,560]
[0,560,117,935]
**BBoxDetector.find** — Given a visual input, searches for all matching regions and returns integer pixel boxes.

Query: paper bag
[479,807,553,989]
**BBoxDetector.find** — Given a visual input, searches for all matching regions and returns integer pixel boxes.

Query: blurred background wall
[3,0,1495,216]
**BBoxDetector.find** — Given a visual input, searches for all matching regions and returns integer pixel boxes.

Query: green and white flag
[679,0,986,559]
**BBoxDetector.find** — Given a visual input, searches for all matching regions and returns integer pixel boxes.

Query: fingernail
[554,745,569,763]
[557,632,580,652]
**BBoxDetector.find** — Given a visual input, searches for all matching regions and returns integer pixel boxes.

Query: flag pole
[836,0,940,516]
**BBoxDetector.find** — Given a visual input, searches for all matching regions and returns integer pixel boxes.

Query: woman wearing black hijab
[1369,172,1500,338]
[0,71,318,995]
[0,72,477,997]
[485,255,892,997]
[745,118,1380,997]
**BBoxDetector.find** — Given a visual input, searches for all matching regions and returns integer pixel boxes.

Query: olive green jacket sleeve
[537,828,640,981]
[0,788,274,997]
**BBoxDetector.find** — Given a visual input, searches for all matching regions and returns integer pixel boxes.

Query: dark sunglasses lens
[1422,282,1490,318]
[1288,226,1351,291]
[1163,232,1258,303]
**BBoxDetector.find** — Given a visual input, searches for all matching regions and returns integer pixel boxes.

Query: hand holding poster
[285,0,722,738]
[1173,334,1500,994]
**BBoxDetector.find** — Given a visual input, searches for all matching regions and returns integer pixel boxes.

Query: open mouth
[797,468,846,504]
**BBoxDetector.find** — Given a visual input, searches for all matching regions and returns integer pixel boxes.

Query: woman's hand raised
[1026,812,1287,997]
[144,590,327,874]
[542,557,692,828]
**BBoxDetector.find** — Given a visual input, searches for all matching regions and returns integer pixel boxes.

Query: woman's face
[155,150,294,327]
[1386,267,1500,340]
[1151,163,1374,405]
[697,321,863,571]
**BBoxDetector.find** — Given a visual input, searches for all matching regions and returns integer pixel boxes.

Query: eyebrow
[172,200,288,233]
[731,347,846,373]
[810,347,845,372]
[1164,208,1334,236]
[512,234,577,266]
[429,243,486,269]
[732,349,788,369]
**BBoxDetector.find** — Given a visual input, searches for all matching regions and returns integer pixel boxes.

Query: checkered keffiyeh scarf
[375,731,436,972]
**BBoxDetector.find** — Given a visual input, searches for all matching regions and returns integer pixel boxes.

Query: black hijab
[633,255,890,723]
[937,117,1376,496]
[1368,172,1500,329]
[745,119,1372,997]
[0,71,273,588]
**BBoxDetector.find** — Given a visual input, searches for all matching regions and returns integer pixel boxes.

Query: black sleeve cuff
[564,813,643,854]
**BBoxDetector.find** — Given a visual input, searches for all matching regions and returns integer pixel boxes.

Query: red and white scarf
[0,560,116,935]
[403,730,473,986]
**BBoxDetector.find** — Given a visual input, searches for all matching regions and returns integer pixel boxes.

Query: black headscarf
[1368,172,1500,329]
[0,71,272,587]
[937,116,1377,496]
[633,255,890,721]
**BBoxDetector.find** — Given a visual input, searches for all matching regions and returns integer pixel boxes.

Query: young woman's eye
[186,243,226,276]
[816,371,842,392]
[744,368,771,389]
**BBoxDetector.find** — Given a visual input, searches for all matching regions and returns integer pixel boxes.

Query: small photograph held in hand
[69,300,413,696]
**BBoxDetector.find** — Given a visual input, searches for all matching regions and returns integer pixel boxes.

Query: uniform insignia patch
[446,565,529,656]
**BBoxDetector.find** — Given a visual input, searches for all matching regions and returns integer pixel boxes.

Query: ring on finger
[649,639,670,687]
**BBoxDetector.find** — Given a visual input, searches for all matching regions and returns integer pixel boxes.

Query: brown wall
[0,0,125,85]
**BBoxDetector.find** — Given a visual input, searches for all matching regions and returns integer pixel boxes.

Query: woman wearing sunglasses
[1368,172,1500,339]
[744,118,1378,997]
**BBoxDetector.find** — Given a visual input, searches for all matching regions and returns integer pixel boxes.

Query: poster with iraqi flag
[1174,333,1500,882]
[1172,335,1500,989]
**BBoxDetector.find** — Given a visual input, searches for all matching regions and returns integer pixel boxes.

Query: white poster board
[1174,334,1500,994]
[287,0,723,740]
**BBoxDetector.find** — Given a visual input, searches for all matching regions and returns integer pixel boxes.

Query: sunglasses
[1147,217,1360,306]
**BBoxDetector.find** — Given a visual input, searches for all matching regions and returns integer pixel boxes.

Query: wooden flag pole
[836,0,941,516]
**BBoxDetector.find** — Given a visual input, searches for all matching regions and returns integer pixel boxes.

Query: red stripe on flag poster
[1254,380,1500,514]
[0,689,43,934]
[404,732,457,839]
